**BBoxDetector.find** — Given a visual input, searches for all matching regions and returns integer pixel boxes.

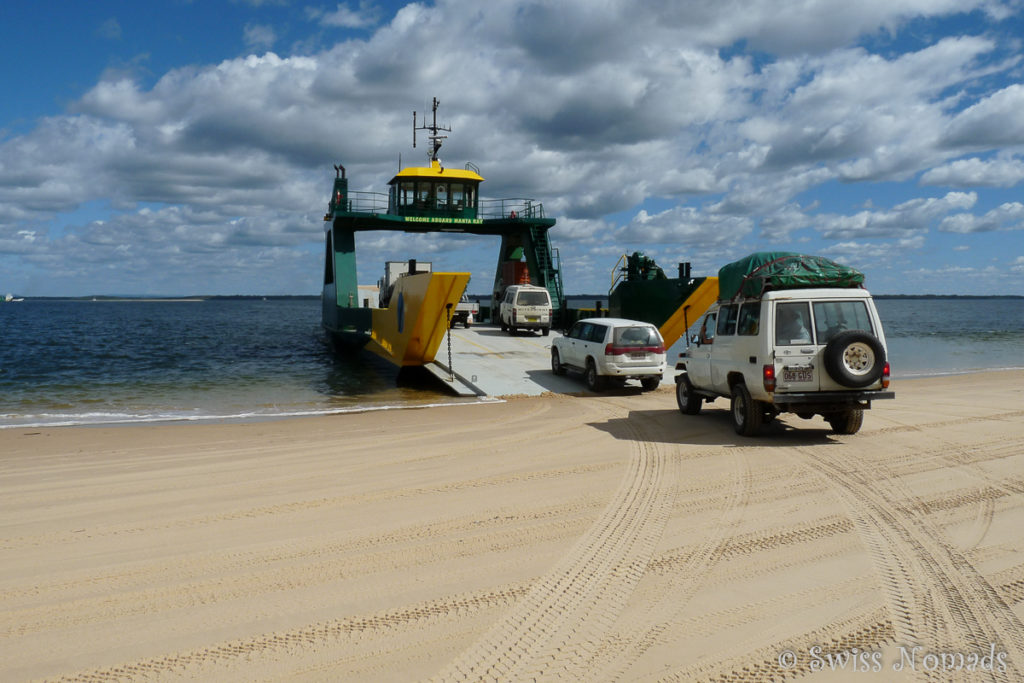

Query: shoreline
[2,370,1023,680]
[1,365,1020,431]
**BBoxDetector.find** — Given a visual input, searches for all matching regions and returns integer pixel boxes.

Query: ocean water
[0,298,476,429]
[1,297,1021,428]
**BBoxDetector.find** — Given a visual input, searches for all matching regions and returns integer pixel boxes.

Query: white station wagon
[551,318,666,391]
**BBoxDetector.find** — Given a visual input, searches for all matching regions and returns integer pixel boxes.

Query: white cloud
[943,83,1024,148]
[921,155,1024,187]
[3,0,1024,295]
[313,2,381,28]
[243,23,277,50]
[938,202,1024,233]
[96,18,121,40]
[815,192,977,238]
[618,207,754,245]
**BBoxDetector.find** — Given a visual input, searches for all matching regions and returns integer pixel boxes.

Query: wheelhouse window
[399,181,415,208]
[416,183,432,208]
[451,183,464,209]
[435,183,448,209]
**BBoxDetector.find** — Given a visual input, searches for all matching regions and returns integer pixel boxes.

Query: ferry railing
[335,191,390,214]
[478,198,546,220]
[609,253,628,294]
[334,192,546,221]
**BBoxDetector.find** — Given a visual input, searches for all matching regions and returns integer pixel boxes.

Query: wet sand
[2,371,1023,681]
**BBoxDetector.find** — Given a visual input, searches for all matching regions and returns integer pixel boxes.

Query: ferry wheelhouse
[322,99,564,368]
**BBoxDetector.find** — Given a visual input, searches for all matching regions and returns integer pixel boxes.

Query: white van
[499,285,552,336]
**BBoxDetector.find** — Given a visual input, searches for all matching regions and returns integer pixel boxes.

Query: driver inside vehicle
[777,305,811,344]
[698,312,716,345]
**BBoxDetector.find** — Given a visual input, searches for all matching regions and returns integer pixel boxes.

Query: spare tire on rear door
[823,330,885,388]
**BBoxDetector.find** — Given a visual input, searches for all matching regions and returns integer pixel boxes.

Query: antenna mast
[412,97,451,163]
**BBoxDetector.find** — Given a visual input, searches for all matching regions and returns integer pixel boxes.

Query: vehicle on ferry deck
[499,285,552,336]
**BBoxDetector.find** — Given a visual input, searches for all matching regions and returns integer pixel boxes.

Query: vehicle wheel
[827,409,864,434]
[731,383,762,437]
[542,327,550,336]
[640,377,660,391]
[675,376,701,415]
[465,319,472,329]
[510,326,517,336]
[823,331,885,388]
[500,320,507,332]
[551,349,566,376]
[585,360,606,392]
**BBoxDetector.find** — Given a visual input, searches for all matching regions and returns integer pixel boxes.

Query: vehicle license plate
[783,366,813,382]
[630,352,646,360]
[527,316,538,322]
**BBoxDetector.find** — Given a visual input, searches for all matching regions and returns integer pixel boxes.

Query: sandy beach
[2,370,1023,681]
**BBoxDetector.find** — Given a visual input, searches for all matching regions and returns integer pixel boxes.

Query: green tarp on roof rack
[718,252,865,301]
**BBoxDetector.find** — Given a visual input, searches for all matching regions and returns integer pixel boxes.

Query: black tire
[500,320,507,332]
[731,383,762,437]
[675,376,701,415]
[585,360,606,392]
[828,409,864,434]
[551,348,566,376]
[640,377,660,391]
[823,331,885,388]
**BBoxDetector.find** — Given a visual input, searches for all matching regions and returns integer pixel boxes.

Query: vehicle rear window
[516,291,549,306]
[775,302,813,345]
[613,326,661,346]
[812,301,873,344]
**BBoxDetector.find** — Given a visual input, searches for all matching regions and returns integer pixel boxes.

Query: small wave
[0,397,502,430]
[892,365,1024,379]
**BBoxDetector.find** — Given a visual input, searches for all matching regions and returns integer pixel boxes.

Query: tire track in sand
[794,442,1024,681]
[430,402,680,682]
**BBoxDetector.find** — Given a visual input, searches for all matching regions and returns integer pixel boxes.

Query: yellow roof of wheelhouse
[389,159,484,184]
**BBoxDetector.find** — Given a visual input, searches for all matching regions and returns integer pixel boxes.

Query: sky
[2,1,1024,297]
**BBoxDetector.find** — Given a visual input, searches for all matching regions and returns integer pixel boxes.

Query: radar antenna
[412,97,451,163]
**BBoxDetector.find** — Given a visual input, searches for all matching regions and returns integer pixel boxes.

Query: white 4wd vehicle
[675,288,894,435]
[551,318,666,391]
[499,285,552,336]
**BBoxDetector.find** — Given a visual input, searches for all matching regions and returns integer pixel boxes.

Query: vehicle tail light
[882,362,890,389]
[512,310,517,323]
[763,364,776,393]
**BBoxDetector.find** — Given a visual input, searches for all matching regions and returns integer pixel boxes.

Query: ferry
[320,100,718,394]
[321,98,563,370]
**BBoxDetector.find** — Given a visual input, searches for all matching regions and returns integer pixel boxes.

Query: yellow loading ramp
[366,271,471,366]
[658,277,719,348]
